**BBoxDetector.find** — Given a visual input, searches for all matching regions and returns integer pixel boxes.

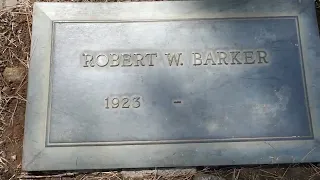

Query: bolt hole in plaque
[47,17,312,147]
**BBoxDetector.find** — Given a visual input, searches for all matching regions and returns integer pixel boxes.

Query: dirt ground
[1,0,320,179]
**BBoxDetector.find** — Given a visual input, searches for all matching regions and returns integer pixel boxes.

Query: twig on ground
[10,99,18,125]
[281,165,290,179]
[18,172,79,179]
[259,169,281,179]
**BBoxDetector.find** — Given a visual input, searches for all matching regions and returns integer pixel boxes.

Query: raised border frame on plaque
[23,0,320,171]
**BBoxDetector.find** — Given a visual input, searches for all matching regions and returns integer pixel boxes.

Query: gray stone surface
[50,17,310,143]
[23,0,320,171]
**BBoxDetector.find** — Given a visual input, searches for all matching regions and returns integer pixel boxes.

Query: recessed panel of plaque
[23,0,320,171]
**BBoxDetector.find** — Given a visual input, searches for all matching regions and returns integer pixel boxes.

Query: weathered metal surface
[23,0,320,171]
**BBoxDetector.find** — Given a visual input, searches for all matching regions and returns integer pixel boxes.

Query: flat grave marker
[23,0,320,171]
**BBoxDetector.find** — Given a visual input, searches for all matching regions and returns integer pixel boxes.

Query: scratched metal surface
[50,18,310,143]
[23,0,320,171]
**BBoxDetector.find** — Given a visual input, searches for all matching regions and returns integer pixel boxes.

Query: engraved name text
[81,50,268,67]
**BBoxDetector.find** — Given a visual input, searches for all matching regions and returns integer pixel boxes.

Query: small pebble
[11,155,16,161]
[3,67,25,82]
[1,86,9,92]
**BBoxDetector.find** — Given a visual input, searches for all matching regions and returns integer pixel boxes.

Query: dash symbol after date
[173,100,183,104]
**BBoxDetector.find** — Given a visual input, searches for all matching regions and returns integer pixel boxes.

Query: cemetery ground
[1,0,320,179]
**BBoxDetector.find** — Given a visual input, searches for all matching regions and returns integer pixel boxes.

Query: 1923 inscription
[87,50,269,109]
[105,96,141,109]
[81,50,268,68]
